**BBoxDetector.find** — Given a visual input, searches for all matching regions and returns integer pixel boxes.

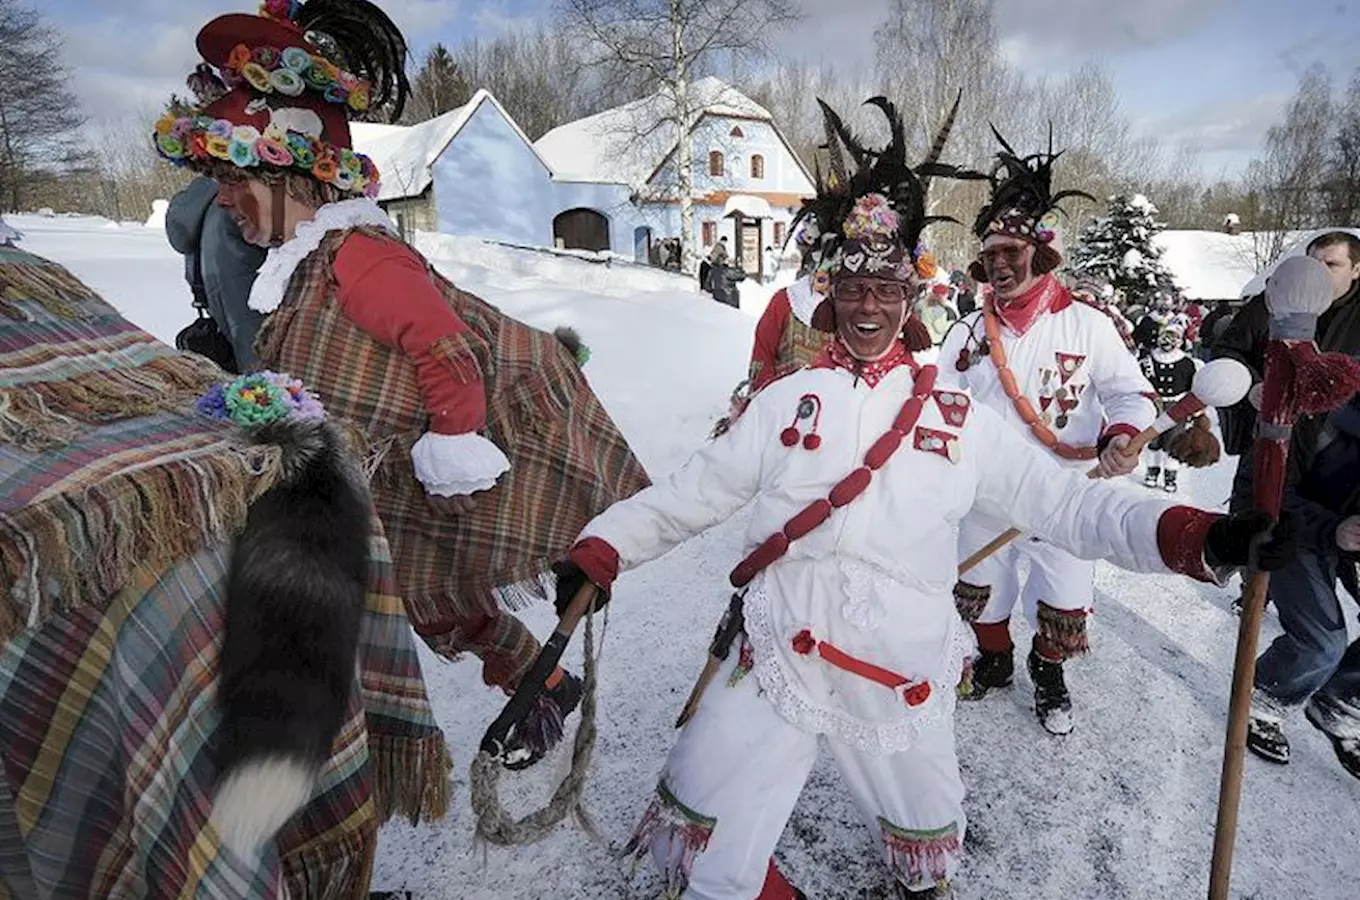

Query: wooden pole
[1208,567,1270,899]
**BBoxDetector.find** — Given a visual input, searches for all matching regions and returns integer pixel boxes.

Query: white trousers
[958,516,1095,625]
[1144,448,1179,473]
[637,648,966,899]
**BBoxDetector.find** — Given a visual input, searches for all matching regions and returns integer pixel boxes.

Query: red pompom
[904,682,932,707]
[780,427,799,447]
[1289,346,1360,415]
[802,433,822,451]
[791,629,816,655]
[955,349,970,372]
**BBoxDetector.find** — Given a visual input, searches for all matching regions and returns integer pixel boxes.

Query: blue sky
[46,0,1360,177]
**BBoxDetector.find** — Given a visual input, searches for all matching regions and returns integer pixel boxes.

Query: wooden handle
[556,580,601,637]
[1208,569,1271,899]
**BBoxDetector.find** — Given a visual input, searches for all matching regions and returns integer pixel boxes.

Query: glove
[1204,510,1297,572]
[552,560,610,617]
[1166,415,1222,467]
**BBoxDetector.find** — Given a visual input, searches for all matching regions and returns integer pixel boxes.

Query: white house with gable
[536,77,815,277]
[352,79,814,276]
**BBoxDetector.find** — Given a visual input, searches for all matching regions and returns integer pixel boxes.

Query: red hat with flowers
[152,0,409,198]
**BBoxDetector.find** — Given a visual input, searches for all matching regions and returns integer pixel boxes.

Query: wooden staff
[958,358,1253,576]
[479,581,599,761]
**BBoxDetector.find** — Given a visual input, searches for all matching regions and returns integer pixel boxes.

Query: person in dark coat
[1211,231,1360,512]
[165,175,267,371]
[708,261,746,308]
[1197,297,1239,361]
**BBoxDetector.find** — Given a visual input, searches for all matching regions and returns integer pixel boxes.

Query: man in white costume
[551,102,1293,900]
[938,135,1164,735]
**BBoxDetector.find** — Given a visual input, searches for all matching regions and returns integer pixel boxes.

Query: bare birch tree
[0,0,84,211]
[556,0,801,273]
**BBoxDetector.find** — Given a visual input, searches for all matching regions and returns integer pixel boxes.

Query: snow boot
[960,649,1013,701]
[1305,695,1360,781]
[1143,466,1161,488]
[1162,470,1178,493]
[501,670,584,770]
[1027,647,1074,735]
[1246,688,1290,764]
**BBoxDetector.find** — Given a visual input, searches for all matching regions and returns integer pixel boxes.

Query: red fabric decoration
[758,861,803,900]
[913,426,958,462]
[992,275,1062,336]
[568,537,621,589]
[1286,343,1360,415]
[972,619,1014,653]
[780,427,799,447]
[1097,422,1141,453]
[791,629,816,655]
[904,682,932,707]
[931,390,971,427]
[1155,506,1220,583]
[750,290,792,393]
[802,433,822,450]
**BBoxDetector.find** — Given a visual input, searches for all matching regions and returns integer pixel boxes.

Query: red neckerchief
[813,338,918,388]
[992,274,1066,336]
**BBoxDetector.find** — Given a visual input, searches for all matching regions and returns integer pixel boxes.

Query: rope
[469,606,610,848]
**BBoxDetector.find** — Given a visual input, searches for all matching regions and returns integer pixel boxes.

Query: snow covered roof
[722,195,773,219]
[535,77,804,187]
[351,89,547,202]
[0,215,21,246]
[1154,230,1261,301]
[1239,226,1360,297]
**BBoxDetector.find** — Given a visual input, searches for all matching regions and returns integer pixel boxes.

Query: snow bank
[1154,230,1260,301]
[144,199,168,229]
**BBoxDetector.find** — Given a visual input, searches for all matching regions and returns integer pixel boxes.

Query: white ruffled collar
[248,197,397,313]
[1150,347,1185,364]
[787,275,823,327]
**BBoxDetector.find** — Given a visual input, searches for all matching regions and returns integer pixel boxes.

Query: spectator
[709,261,746,308]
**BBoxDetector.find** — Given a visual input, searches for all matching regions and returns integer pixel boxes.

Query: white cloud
[1136,89,1290,156]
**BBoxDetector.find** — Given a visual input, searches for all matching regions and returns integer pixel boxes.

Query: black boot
[1143,466,1161,487]
[896,883,954,899]
[1162,470,1178,493]
[1305,695,1360,780]
[501,671,584,770]
[961,649,1013,701]
[1027,647,1074,735]
[1246,688,1290,764]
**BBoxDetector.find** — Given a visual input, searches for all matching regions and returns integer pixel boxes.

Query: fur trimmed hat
[152,0,410,199]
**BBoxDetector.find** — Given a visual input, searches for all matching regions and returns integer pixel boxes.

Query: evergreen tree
[400,44,472,124]
[1070,193,1180,307]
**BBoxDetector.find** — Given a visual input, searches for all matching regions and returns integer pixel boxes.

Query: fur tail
[210,419,370,860]
[554,326,589,366]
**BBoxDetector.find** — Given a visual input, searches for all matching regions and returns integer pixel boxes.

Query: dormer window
[730,126,744,138]
[709,150,724,177]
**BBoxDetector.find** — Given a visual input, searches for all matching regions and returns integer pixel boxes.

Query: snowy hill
[9,215,1360,900]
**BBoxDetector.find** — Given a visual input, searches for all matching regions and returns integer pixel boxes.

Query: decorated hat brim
[198,13,311,68]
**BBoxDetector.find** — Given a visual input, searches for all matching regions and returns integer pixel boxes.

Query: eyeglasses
[834,279,910,304]
[979,245,1030,268]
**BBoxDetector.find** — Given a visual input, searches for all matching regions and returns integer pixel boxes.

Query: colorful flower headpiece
[197,371,327,429]
[811,194,938,293]
[153,111,379,198]
[220,41,372,113]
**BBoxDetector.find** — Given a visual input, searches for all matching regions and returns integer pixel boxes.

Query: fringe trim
[624,781,717,899]
[878,817,961,891]
[0,443,282,642]
[0,354,223,451]
[367,731,454,826]
[1035,601,1090,660]
[0,258,101,320]
[952,582,990,624]
[280,815,378,900]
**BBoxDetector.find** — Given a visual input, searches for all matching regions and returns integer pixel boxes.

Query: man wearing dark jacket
[1212,231,1360,511]
[165,176,266,371]
[1248,394,1360,777]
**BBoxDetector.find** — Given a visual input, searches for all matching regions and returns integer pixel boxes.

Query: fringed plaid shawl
[0,246,450,899]
[255,228,650,635]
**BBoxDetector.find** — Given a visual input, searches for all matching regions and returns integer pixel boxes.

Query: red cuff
[1156,506,1221,583]
[569,537,620,590]
[1098,422,1141,454]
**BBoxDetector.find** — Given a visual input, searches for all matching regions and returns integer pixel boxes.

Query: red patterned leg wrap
[1035,601,1089,661]
[624,781,716,897]
[879,817,961,892]
[971,618,1013,654]
[952,582,990,623]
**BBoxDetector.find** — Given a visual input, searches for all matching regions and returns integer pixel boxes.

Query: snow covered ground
[10,214,1360,899]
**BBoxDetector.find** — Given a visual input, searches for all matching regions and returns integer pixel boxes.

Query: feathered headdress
[790,91,971,290]
[971,124,1095,275]
[152,0,411,198]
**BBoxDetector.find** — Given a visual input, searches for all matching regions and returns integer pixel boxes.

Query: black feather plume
[972,122,1091,238]
[295,0,410,122]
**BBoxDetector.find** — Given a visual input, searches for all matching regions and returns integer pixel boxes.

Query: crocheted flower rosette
[152,112,380,199]
[196,371,327,429]
[812,194,938,293]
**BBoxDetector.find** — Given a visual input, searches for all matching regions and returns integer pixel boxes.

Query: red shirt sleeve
[750,290,791,391]
[333,232,486,435]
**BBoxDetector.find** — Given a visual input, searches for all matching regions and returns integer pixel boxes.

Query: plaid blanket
[255,228,650,633]
[0,247,450,899]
